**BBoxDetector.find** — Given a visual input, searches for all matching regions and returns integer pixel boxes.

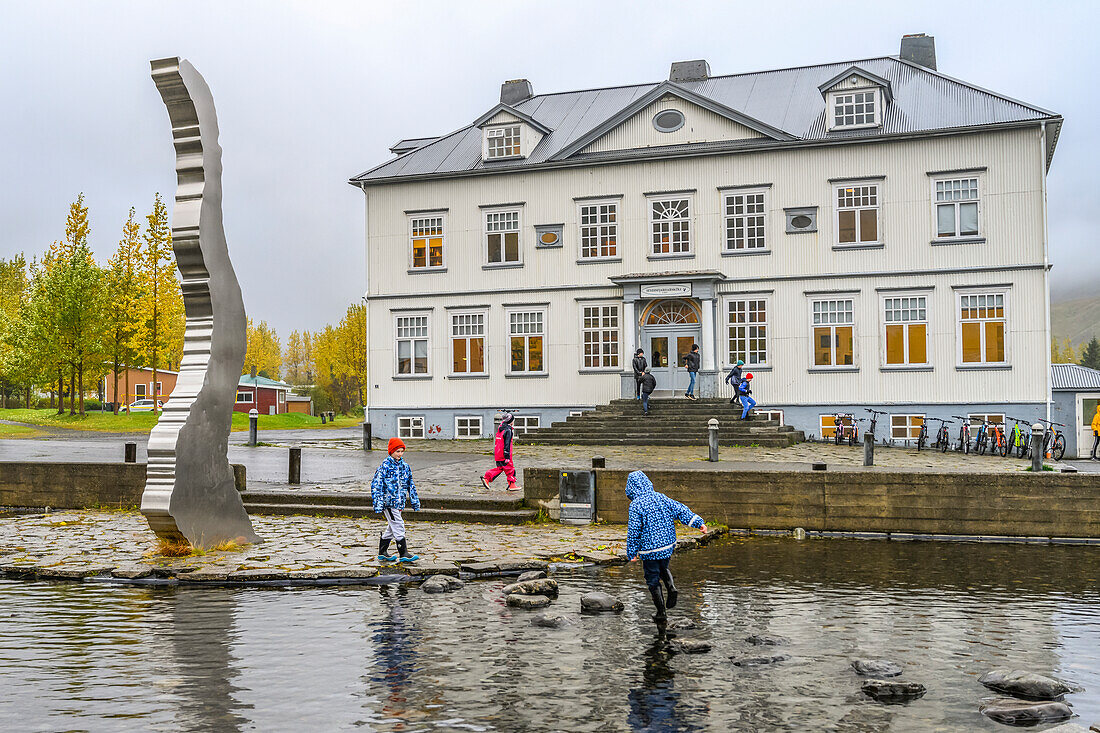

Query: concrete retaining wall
[523,467,1100,538]
[0,463,246,510]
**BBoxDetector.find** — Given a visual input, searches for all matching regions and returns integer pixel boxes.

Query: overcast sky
[2,0,1097,339]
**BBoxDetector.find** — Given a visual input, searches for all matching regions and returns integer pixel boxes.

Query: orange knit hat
[387,437,406,455]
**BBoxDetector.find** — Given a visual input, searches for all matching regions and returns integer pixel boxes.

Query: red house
[235,375,291,415]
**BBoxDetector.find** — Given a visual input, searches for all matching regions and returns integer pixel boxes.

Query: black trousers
[634,375,643,397]
[1093,433,1099,457]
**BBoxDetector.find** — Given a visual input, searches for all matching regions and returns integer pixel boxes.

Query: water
[1,537,1097,732]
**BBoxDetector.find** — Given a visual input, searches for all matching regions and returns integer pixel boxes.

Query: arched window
[645,300,699,325]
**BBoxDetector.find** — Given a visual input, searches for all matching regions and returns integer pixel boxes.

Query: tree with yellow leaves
[1051,336,1082,364]
[139,193,183,412]
[312,304,368,412]
[243,318,282,379]
[105,208,147,412]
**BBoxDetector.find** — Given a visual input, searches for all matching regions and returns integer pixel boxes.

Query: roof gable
[818,65,894,102]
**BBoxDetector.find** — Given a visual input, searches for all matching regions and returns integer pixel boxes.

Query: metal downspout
[1040,121,1052,422]
[361,182,371,423]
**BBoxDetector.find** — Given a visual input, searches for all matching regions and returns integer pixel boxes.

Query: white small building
[350,35,1062,442]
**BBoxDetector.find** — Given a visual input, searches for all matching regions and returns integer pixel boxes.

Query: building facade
[351,36,1062,442]
[234,376,291,415]
[102,367,178,409]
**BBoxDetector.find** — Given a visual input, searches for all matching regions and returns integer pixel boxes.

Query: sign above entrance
[640,283,692,298]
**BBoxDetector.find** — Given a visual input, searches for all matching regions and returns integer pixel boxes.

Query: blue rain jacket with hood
[625,471,703,560]
[371,456,421,513]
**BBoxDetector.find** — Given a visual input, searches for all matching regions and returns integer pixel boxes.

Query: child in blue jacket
[625,471,707,623]
[371,438,421,562]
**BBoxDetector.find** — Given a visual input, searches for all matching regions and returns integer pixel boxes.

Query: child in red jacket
[481,413,518,491]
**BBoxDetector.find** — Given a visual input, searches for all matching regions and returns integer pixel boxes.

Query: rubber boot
[660,568,678,610]
[649,584,667,623]
[378,538,396,562]
[396,538,419,562]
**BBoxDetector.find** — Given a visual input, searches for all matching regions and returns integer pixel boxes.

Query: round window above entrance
[645,299,700,325]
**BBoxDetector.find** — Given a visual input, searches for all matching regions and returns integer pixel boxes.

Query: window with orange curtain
[410,216,444,269]
[883,296,929,365]
[812,299,855,367]
[451,312,486,374]
[959,293,1006,364]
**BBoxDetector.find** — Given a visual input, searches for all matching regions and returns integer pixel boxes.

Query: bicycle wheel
[834,426,842,446]
[978,433,987,455]
[1017,435,1029,459]
[961,428,970,454]
[939,427,949,453]
[849,428,858,447]
[1053,434,1066,461]
[917,426,926,452]
[996,433,1008,457]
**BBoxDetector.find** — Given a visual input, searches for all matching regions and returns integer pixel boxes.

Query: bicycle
[928,417,952,453]
[916,418,928,451]
[1036,419,1067,462]
[951,416,972,454]
[832,413,859,447]
[989,420,1008,457]
[1007,417,1031,459]
[865,409,888,445]
[974,419,989,455]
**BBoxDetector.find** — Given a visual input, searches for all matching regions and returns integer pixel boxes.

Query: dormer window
[818,66,892,132]
[486,125,522,159]
[832,89,879,128]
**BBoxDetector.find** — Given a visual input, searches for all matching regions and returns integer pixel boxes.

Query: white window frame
[955,290,1009,367]
[484,207,523,265]
[754,409,784,424]
[580,302,621,370]
[408,213,446,270]
[454,415,483,439]
[484,124,522,159]
[154,381,163,396]
[881,293,931,367]
[394,312,431,376]
[135,383,147,399]
[722,189,768,252]
[397,416,425,439]
[568,410,585,417]
[449,310,488,376]
[810,298,857,369]
[931,176,982,240]
[278,391,286,403]
[577,200,619,260]
[967,413,1006,428]
[506,307,547,375]
[648,195,693,257]
[725,297,769,367]
[512,415,541,434]
[828,88,881,130]
[235,391,253,404]
[834,182,882,247]
[890,414,925,442]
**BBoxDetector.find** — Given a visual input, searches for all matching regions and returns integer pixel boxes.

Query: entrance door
[648,331,699,392]
[1079,394,1100,458]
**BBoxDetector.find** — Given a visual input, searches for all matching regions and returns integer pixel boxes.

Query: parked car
[124,399,165,413]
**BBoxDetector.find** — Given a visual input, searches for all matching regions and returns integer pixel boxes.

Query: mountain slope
[1052,294,1100,348]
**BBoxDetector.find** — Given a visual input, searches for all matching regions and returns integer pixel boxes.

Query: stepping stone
[178,568,233,582]
[37,565,114,579]
[420,575,464,593]
[461,561,500,575]
[414,563,460,577]
[227,569,285,582]
[532,614,574,629]
[861,679,926,703]
[501,578,558,598]
[851,659,902,677]
[667,618,697,630]
[507,594,551,609]
[979,698,1073,726]
[111,564,155,580]
[746,634,789,646]
[499,560,548,572]
[669,639,711,654]
[517,570,546,582]
[312,567,379,579]
[580,592,623,614]
[979,669,1074,701]
[732,654,790,667]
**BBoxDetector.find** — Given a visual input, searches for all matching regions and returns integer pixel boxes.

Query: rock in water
[732,654,790,667]
[861,679,926,703]
[979,669,1074,701]
[669,639,711,654]
[979,698,1073,726]
[501,578,559,598]
[580,592,623,614]
[667,618,697,630]
[532,613,573,628]
[507,594,551,609]
[517,570,547,582]
[851,659,902,678]
[746,634,789,646]
[420,575,464,593]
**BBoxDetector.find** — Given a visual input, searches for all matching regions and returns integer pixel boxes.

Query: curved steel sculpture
[141,57,260,547]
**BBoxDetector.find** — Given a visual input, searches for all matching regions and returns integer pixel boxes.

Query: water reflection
[627,635,705,732]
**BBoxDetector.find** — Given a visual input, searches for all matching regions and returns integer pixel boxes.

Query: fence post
[863,432,874,466]
[1031,423,1044,472]
[591,455,605,469]
[248,408,258,446]
[363,422,372,450]
[288,447,301,484]
[707,418,719,462]
[124,442,137,463]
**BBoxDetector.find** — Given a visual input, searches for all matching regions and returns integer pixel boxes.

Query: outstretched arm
[666,496,705,531]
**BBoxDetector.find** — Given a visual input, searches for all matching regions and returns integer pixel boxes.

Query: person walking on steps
[632,348,648,400]
[1091,404,1100,460]
[481,412,519,491]
[737,373,756,420]
[625,471,707,626]
[371,438,421,563]
[683,344,701,400]
[725,359,744,409]
[639,366,657,416]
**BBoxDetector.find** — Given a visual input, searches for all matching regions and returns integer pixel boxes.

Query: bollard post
[248,408,258,446]
[707,418,719,462]
[288,447,301,485]
[1031,423,1044,472]
[592,455,605,469]
[320,413,326,425]
[863,432,874,466]
[124,442,137,463]
[363,422,372,450]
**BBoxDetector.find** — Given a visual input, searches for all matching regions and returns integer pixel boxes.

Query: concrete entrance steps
[520,398,804,447]
[241,490,537,524]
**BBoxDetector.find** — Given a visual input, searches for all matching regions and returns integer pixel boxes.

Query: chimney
[900,33,937,70]
[669,59,710,83]
[500,79,533,105]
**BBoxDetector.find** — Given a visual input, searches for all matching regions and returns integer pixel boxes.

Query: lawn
[0,422,43,438]
[0,408,351,434]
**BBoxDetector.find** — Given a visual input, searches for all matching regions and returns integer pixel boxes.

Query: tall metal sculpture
[141,57,260,547]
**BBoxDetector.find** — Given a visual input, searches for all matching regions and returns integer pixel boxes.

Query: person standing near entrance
[1091,404,1100,460]
[683,344,700,400]
[632,348,648,400]
[725,359,745,408]
[639,367,656,416]
[481,412,519,491]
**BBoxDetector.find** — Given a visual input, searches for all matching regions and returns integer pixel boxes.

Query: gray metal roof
[1052,363,1100,391]
[352,56,1061,185]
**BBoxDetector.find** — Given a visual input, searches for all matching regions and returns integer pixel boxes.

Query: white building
[351,35,1062,442]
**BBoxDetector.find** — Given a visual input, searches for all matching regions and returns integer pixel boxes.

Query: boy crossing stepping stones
[371,438,421,563]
